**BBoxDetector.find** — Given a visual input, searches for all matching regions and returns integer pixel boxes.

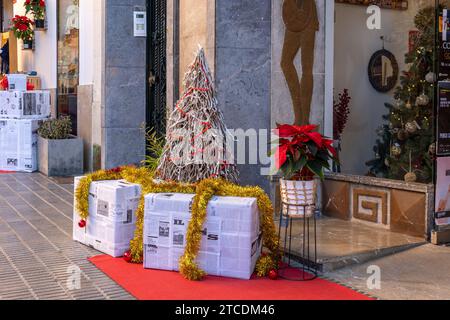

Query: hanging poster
[436,157,450,226]
[439,9,450,81]
[438,82,450,156]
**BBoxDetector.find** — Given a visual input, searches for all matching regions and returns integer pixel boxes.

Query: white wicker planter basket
[280,179,317,218]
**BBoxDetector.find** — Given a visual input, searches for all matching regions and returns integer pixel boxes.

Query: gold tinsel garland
[74,166,280,280]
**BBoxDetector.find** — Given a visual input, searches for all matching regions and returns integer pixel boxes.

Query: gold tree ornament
[404,172,417,183]
[405,121,418,134]
[415,92,430,106]
[405,100,412,109]
[391,144,402,157]
[404,151,417,183]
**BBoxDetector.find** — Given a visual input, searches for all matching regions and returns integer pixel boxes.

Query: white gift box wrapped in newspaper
[0,91,51,119]
[0,119,40,172]
[7,74,27,91]
[143,193,262,280]
[73,178,141,257]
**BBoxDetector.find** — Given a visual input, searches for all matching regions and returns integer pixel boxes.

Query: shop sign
[438,82,450,156]
[440,10,450,81]
[436,157,450,226]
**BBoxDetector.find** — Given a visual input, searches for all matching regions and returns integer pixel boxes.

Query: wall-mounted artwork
[335,0,408,10]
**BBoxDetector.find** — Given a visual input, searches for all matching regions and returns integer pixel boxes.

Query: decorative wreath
[75,166,280,280]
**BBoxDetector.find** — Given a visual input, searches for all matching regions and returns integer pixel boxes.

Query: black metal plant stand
[277,202,318,281]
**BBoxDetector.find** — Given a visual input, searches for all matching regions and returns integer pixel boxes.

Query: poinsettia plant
[24,0,46,20]
[273,124,337,181]
[11,15,34,41]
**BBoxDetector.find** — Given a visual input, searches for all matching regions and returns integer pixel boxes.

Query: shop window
[333,1,439,184]
[57,0,79,134]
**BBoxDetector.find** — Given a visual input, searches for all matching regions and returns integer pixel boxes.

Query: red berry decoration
[78,220,86,228]
[123,250,132,263]
[268,269,278,280]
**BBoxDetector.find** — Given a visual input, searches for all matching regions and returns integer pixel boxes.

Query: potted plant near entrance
[273,124,337,217]
[11,15,34,50]
[38,116,84,177]
[24,0,47,31]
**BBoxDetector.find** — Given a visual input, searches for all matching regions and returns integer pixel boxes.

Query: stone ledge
[271,173,434,193]
[325,173,434,194]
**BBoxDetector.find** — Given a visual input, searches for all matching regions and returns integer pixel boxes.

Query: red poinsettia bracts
[11,15,34,41]
[273,124,337,181]
[24,0,46,20]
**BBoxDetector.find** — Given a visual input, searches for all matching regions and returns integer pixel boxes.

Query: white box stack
[73,178,142,257]
[0,74,51,173]
[0,119,41,172]
[143,193,262,280]
[0,91,51,119]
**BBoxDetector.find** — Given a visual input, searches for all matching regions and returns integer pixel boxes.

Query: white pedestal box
[73,178,141,257]
[143,193,262,280]
[7,74,27,91]
[0,91,51,119]
[0,119,40,172]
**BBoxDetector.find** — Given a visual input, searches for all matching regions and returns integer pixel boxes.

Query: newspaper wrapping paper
[73,178,142,258]
[0,91,51,119]
[0,119,40,172]
[143,193,262,280]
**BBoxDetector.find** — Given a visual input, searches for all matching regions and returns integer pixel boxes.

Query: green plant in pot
[11,15,34,50]
[24,0,47,30]
[273,124,337,217]
[38,116,84,177]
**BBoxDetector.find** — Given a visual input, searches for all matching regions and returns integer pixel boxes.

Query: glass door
[333,0,438,184]
[57,0,79,134]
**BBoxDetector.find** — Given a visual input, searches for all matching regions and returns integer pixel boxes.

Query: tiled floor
[278,216,426,271]
[0,173,134,300]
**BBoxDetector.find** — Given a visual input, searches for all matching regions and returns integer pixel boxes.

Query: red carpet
[89,255,373,301]
[0,171,11,174]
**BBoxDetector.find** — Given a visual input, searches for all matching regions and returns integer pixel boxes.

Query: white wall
[14,0,57,89]
[79,0,104,146]
[334,1,433,175]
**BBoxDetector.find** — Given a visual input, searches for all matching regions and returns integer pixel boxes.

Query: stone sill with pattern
[322,173,434,239]
[271,173,434,239]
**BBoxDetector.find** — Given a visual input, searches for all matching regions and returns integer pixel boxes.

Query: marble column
[215,0,272,192]
[102,0,147,169]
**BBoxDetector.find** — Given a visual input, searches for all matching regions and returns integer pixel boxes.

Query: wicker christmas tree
[156,48,238,183]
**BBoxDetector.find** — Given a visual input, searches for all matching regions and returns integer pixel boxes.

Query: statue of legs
[281,27,316,126]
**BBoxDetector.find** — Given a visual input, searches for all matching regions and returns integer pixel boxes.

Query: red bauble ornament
[78,220,86,228]
[268,269,278,280]
[123,250,132,263]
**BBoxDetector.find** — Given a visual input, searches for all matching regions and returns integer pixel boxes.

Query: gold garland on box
[74,166,280,280]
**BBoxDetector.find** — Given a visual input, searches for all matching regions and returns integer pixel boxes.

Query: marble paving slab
[278,216,427,272]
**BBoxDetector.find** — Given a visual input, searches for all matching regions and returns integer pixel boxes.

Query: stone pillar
[215,0,272,192]
[102,0,147,169]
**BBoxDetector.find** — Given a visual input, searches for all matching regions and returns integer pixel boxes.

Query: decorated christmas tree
[156,48,238,183]
[367,6,436,183]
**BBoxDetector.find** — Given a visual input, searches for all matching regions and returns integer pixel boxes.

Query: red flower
[272,124,337,180]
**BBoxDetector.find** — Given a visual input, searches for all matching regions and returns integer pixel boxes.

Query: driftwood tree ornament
[156,48,238,184]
